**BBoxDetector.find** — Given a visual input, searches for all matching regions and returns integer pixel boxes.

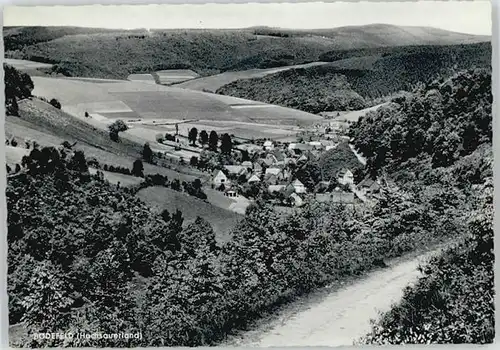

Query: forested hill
[349,68,492,179]
[216,42,491,114]
[349,68,494,344]
[4,25,489,79]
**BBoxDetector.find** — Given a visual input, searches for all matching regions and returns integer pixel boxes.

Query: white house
[291,179,307,194]
[337,168,354,186]
[263,140,274,150]
[247,174,261,184]
[213,170,230,187]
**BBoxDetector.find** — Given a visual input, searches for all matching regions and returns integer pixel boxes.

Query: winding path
[222,247,445,347]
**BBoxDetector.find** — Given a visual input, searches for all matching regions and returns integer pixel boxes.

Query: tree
[131,159,144,177]
[190,156,198,167]
[142,143,154,163]
[4,64,34,116]
[221,133,232,154]
[188,128,198,146]
[178,217,217,256]
[49,98,61,109]
[108,120,128,142]
[209,131,219,151]
[199,130,209,146]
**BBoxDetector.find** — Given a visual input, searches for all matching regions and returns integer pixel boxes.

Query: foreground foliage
[361,180,494,344]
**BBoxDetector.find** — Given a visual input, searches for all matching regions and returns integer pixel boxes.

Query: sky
[3,1,492,36]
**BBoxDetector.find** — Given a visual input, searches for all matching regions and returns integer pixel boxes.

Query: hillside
[4,24,488,80]
[347,69,494,344]
[6,98,204,182]
[216,42,491,114]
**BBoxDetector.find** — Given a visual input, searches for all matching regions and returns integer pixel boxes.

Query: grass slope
[7,99,203,182]
[5,24,488,80]
[137,186,242,243]
[216,42,491,113]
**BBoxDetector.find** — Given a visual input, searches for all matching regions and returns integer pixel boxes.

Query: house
[291,179,307,194]
[264,174,279,185]
[254,162,263,175]
[308,141,323,150]
[224,165,247,176]
[263,153,278,166]
[241,161,253,169]
[357,178,381,196]
[213,170,230,187]
[265,167,282,176]
[268,184,286,193]
[247,174,261,184]
[337,168,354,186]
[224,189,238,198]
[263,140,274,150]
[297,154,308,163]
[289,193,304,207]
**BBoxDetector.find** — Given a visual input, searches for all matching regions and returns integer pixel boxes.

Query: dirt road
[222,248,445,347]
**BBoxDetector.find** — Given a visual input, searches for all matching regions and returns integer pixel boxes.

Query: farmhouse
[291,179,307,194]
[337,168,354,186]
[213,170,230,187]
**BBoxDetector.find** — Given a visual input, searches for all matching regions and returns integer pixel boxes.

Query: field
[175,61,330,92]
[30,76,320,145]
[87,168,143,186]
[127,73,157,84]
[155,69,200,85]
[5,146,30,166]
[137,186,243,243]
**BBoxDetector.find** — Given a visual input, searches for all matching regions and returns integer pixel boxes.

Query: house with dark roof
[357,178,381,196]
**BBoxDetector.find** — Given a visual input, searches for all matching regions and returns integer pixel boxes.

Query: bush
[49,98,61,109]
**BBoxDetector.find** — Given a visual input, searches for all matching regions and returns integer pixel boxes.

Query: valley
[4,17,494,348]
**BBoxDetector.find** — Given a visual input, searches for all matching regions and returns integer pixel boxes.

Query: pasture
[137,186,242,244]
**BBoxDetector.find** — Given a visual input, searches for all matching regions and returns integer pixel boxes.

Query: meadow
[137,186,242,243]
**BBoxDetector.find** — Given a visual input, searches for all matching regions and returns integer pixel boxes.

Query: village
[154,116,385,214]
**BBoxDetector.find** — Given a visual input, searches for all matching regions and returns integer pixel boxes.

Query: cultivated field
[31,76,321,142]
[175,61,331,92]
[137,186,243,243]
[155,69,200,85]
[4,58,52,70]
[127,73,157,84]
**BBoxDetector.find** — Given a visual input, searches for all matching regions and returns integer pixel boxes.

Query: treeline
[8,142,472,347]
[216,42,491,114]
